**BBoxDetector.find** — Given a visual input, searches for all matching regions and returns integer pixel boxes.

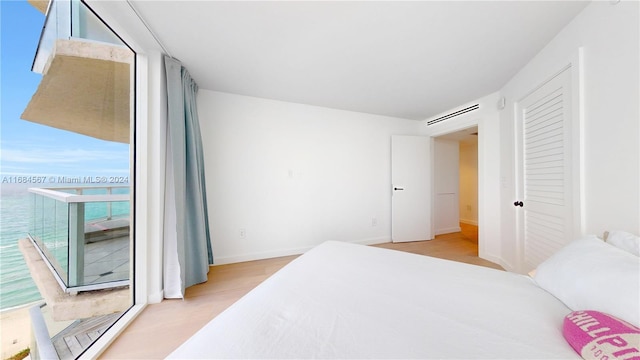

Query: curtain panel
[163,55,213,299]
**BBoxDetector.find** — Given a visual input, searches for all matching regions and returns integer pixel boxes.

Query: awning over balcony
[21,38,133,144]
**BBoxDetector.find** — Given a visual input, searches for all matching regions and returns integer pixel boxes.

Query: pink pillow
[563,310,640,359]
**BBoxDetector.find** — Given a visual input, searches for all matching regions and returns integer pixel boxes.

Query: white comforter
[168,241,579,359]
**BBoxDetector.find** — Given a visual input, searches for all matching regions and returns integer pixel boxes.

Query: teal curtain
[163,55,213,299]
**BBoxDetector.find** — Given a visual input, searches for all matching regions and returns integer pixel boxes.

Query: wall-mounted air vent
[427,104,480,126]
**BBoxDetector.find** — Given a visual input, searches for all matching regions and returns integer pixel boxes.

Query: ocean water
[0,183,130,310]
[0,184,41,310]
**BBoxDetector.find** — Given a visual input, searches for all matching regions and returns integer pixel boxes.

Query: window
[0,0,135,358]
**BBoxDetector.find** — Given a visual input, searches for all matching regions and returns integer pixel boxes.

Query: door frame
[422,93,504,269]
[428,123,481,243]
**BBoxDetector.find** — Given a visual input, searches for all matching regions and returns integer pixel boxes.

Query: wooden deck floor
[100,224,499,359]
[53,312,124,359]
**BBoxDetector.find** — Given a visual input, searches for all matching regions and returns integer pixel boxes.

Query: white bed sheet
[168,241,579,359]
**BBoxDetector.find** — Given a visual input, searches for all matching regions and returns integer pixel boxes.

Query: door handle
[394,187,404,191]
[514,201,524,207]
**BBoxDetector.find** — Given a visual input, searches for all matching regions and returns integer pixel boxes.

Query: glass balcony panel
[33,0,125,74]
[83,204,130,286]
[30,193,41,243]
[111,200,130,219]
[32,0,71,74]
[29,0,127,52]
[55,199,69,282]
[71,0,123,45]
[27,186,129,291]
[28,192,69,283]
[44,196,66,279]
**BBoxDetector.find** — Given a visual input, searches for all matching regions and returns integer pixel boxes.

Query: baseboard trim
[435,226,462,235]
[212,237,390,265]
[212,247,309,266]
[350,237,390,246]
[460,219,478,226]
[479,250,516,273]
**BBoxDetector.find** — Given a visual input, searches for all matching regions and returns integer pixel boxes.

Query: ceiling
[131,1,589,120]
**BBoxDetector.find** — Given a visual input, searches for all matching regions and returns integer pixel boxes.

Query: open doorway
[384,126,499,269]
[458,128,479,245]
[434,126,479,245]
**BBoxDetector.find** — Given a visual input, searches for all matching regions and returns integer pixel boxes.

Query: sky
[0,0,130,184]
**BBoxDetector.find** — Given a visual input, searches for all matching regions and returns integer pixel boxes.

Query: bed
[168,234,640,359]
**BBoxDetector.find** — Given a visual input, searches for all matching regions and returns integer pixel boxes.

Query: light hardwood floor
[100,223,500,359]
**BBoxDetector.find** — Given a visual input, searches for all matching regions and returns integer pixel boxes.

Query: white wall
[434,138,460,234]
[459,141,478,225]
[500,1,640,269]
[198,91,422,263]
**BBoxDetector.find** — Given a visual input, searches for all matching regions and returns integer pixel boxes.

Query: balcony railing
[27,186,130,293]
[32,0,125,74]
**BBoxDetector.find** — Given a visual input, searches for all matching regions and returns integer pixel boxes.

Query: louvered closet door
[517,67,573,271]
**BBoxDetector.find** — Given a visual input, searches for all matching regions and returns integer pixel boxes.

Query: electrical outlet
[371,217,378,227]
[240,228,246,238]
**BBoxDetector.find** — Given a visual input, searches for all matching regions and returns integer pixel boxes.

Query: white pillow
[606,230,640,256]
[533,235,640,327]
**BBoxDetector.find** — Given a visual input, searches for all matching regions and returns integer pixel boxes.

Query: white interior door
[516,67,574,271]
[391,135,431,243]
